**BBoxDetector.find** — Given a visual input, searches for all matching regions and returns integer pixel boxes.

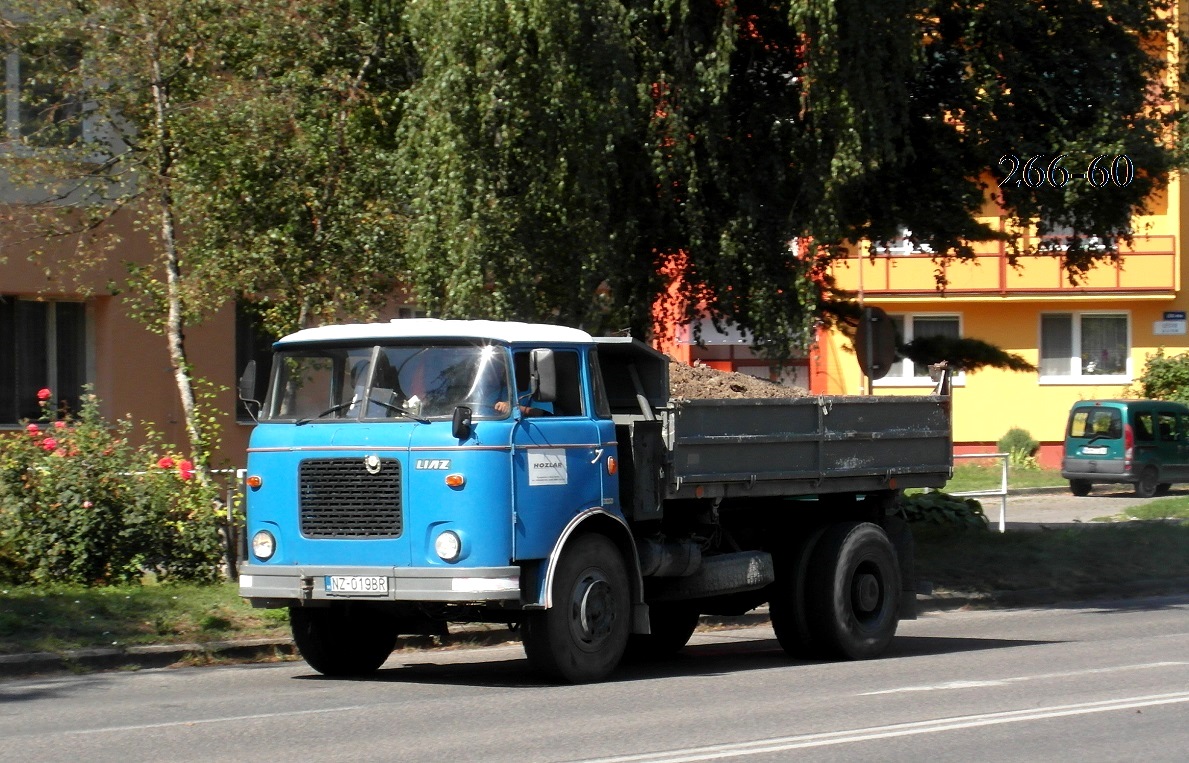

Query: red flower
[157,456,175,469]
[26,423,40,435]
[177,460,195,481]
[37,388,52,401]
[53,421,66,429]
[41,437,58,452]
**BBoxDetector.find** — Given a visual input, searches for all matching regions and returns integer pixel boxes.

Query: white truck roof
[276,318,595,346]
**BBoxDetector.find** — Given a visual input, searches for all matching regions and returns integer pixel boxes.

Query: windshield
[262,343,512,423]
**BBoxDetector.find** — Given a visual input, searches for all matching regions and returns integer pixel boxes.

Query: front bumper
[239,563,522,607]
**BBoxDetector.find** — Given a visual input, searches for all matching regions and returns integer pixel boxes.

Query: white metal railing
[948,452,1009,533]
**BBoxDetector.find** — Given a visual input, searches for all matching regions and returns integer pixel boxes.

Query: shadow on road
[292,631,1062,688]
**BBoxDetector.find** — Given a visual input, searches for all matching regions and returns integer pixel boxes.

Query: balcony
[829,235,1178,299]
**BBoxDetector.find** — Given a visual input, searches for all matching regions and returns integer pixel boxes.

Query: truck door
[511,348,604,561]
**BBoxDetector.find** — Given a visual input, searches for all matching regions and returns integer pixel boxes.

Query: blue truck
[237,319,952,682]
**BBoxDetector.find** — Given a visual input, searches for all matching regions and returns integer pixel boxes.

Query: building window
[1040,312,1129,381]
[0,297,87,425]
[235,303,275,422]
[872,228,934,257]
[2,42,85,149]
[878,313,961,384]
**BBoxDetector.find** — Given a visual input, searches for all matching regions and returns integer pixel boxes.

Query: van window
[1069,408,1122,439]
[1158,412,1180,441]
[1133,412,1154,442]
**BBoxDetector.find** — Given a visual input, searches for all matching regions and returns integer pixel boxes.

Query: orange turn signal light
[245,475,263,489]
[445,473,466,488]
[606,456,618,475]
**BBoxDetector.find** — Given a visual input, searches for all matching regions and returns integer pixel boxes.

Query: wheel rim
[569,569,615,651]
[849,561,886,624]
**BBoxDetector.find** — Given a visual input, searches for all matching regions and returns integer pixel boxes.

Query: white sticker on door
[528,449,568,486]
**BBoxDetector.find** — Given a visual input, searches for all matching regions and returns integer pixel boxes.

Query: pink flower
[82,501,93,509]
[157,456,175,469]
[37,388,51,401]
[177,460,195,481]
[53,421,66,429]
[26,423,40,435]
[41,437,58,452]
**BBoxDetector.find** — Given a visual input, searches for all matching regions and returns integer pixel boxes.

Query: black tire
[1135,467,1159,498]
[1156,483,1172,496]
[769,527,827,659]
[805,522,901,660]
[289,604,398,677]
[1069,479,1092,497]
[522,534,630,683]
[623,604,700,661]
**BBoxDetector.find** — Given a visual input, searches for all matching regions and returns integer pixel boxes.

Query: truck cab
[239,320,633,679]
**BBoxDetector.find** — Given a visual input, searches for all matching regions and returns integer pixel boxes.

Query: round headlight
[251,530,276,561]
[434,530,462,563]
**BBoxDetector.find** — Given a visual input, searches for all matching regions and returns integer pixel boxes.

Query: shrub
[997,427,1039,469]
[1134,349,1189,404]
[0,389,224,586]
[899,491,989,530]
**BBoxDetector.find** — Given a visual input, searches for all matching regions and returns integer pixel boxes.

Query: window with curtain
[1040,312,1129,380]
[879,314,961,384]
[0,297,87,424]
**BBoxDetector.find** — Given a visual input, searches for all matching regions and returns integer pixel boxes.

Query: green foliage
[899,491,989,531]
[0,392,225,586]
[4,0,1184,360]
[1134,349,1189,404]
[997,427,1040,469]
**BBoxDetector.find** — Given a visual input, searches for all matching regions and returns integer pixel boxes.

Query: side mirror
[530,349,557,403]
[238,361,258,402]
[452,406,473,440]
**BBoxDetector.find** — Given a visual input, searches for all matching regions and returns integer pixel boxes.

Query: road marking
[860,661,1189,695]
[565,692,1189,763]
[62,705,370,736]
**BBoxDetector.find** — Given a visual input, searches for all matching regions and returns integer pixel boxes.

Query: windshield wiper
[367,397,430,424]
[295,401,357,426]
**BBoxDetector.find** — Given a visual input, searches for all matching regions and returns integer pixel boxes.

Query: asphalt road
[3,593,1186,763]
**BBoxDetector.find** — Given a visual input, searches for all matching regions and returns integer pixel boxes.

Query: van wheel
[1069,480,1092,497]
[1135,467,1159,498]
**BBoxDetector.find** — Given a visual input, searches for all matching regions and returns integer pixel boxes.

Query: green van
[1062,399,1189,497]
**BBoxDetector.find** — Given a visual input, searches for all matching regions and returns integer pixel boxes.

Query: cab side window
[513,349,584,417]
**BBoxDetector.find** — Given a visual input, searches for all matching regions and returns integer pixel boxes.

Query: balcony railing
[829,234,1177,298]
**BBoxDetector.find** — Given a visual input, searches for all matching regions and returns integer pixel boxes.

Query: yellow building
[816,171,1185,467]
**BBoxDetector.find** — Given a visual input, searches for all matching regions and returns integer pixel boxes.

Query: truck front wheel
[806,522,900,660]
[522,534,630,683]
[289,604,398,677]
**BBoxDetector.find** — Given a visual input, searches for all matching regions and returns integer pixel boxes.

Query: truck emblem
[364,455,382,475]
[415,459,451,470]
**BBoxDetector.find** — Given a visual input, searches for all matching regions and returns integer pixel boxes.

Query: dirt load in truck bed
[668,359,810,400]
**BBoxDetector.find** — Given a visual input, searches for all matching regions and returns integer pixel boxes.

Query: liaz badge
[416,459,451,470]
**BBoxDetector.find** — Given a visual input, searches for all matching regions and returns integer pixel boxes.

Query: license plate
[1082,446,1108,455]
[325,575,389,595]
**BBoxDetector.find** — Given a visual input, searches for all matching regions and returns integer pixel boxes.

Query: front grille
[299,458,402,538]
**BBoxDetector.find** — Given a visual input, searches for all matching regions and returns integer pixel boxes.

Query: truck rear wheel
[1069,479,1092,497]
[805,522,900,660]
[289,604,398,677]
[769,527,827,659]
[624,604,700,661]
[522,534,630,683]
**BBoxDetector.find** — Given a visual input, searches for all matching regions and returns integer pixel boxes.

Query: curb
[5,580,1187,679]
